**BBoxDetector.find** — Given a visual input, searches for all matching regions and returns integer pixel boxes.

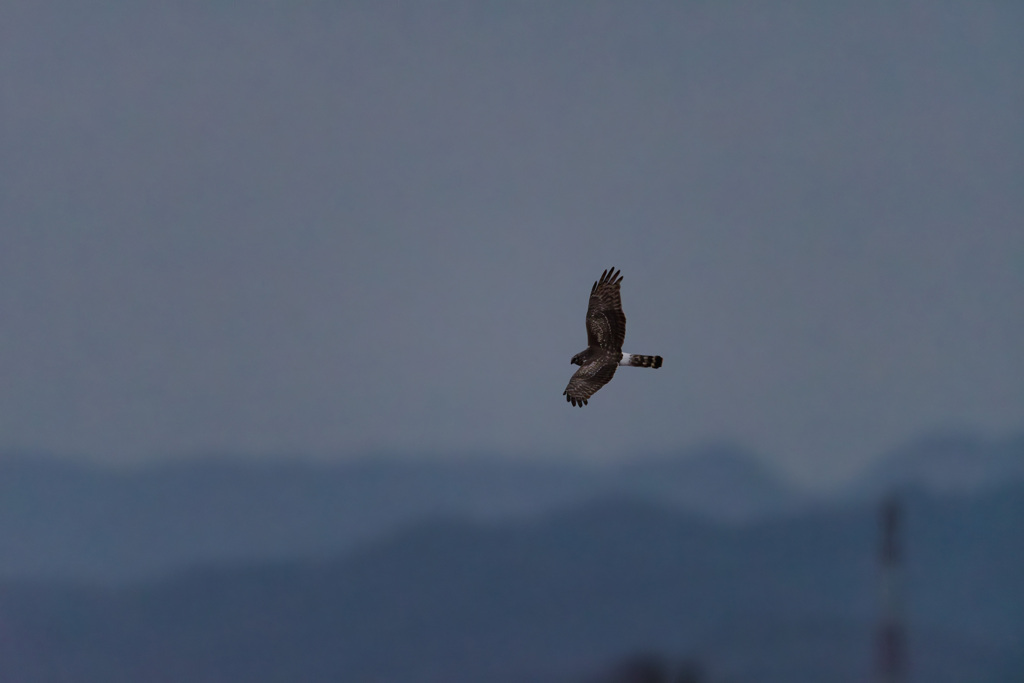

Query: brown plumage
[563,267,663,407]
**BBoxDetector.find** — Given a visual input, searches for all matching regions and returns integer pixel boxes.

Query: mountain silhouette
[0,483,1020,683]
[2,432,1022,583]
[0,443,793,581]
[851,431,1024,498]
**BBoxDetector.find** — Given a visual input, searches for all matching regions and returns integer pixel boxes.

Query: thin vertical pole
[875,495,905,683]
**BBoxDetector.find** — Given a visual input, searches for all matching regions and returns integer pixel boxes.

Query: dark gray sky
[1,1,1021,486]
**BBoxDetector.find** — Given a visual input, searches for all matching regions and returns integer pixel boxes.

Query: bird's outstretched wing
[563,356,618,407]
[585,267,626,350]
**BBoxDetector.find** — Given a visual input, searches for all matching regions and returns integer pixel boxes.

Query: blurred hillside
[1,431,1021,581]
[851,431,1024,497]
[0,482,1020,682]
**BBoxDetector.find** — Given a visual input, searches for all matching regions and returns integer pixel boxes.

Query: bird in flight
[564,267,663,407]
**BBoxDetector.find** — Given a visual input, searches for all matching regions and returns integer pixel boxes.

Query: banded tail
[620,353,663,368]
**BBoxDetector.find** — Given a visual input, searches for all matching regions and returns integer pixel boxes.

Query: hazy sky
[1,2,1021,486]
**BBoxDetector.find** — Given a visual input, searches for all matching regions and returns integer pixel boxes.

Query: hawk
[564,267,663,407]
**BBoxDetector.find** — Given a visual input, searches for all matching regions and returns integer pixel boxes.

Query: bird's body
[563,267,663,407]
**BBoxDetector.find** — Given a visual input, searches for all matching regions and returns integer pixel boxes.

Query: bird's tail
[629,354,663,368]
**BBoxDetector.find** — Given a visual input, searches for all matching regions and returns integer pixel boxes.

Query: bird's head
[570,353,582,366]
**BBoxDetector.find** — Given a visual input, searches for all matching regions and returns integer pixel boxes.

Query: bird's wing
[563,356,618,407]
[585,267,626,350]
